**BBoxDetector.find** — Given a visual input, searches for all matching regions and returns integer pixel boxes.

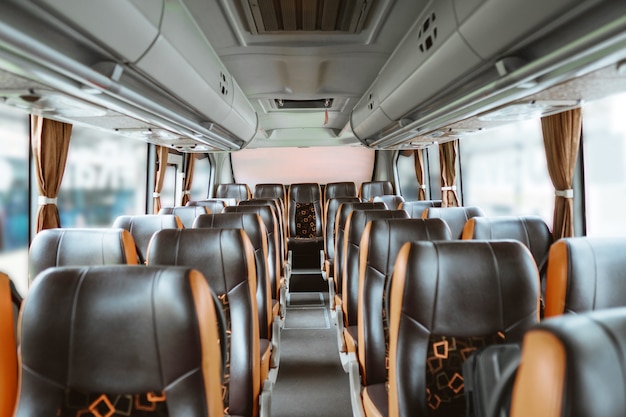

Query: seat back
[334,202,386,297]
[112,215,183,264]
[398,200,442,218]
[372,195,405,210]
[343,210,409,329]
[421,206,485,239]
[186,199,227,214]
[29,228,139,280]
[254,183,286,203]
[462,215,553,277]
[239,198,286,259]
[358,218,452,388]
[0,273,18,417]
[545,237,626,317]
[160,206,209,228]
[216,183,251,202]
[324,182,358,206]
[359,181,394,201]
[510,308,626,417]
[287,183,323,239]
[15,265,224,417]
[147,228,260,417]
[222,205,282,300]
[193,212,273,340]
[323,197,360,277]
[387,240,539,417]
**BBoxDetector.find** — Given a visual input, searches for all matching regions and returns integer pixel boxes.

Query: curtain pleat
[439,140,459,207]
[153,146,169,213]
[31,116,72,232]
[414,149,427,200]
[181,153,195,206]
[541,108,582,239]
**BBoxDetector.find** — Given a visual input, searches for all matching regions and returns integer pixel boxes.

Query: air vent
[243,0,372,34]
[273,98,333,109]
[417,12,437,53]
[219,72,229,97]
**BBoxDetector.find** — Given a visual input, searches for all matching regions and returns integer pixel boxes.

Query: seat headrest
[336,202,387,230]
[288,183,322,203]
[359,181,394,200]
[216,183,251,202]
[545,237,626,317]
[421,206,485,239]
[254,183,286,201]
[112,215,183,263]
[398,200,442,218]
[324,182,358,201]
[372,195,405,209]
[18,265,223,417]
[510,308,626,417]
[186,199,227,214]
[29,228,138,281]
[170,206,210,228]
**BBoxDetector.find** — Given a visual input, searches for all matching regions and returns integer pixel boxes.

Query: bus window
[459,119,553,226]
[395,150,420,200]
[582,91,626,237]
[231,146,375,189]
[0,105,29,295]
[190,155,212,201]
[57,126,148,227]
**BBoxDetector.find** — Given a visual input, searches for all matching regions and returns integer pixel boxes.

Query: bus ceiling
[0,0,624,152]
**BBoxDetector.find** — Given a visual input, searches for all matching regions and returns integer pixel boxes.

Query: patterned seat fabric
[386,241,539,417]
[295,202,317,238]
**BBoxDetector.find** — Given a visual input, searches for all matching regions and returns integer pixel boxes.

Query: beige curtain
[31,116,72,232]
[181,153,195,206]
[439,140,459,207]
[541,108,582,239]
[153,146,169,213]
[414,149,427,200]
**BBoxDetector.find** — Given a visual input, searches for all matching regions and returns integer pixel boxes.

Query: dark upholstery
[545,237,626,317]
[359,181,394,201]
[358,218,452,396]
[322,197,360,280]
[324,182,358,205]
[421,206,485,239]
[186,199,227,214]
[159,206,209,228]
[222,205,282,302]
[112,215,182,264]
[192,213,273,341]
[398,200,442,218]
[216,183,251,202]
[239,198,286,262]
[212,197,238,207]
[287,183,323,239]
[0,273,18,417]
[510,308,626,417]
[343,210,409,332]
[387,241,539,417]
[147,229,260,417]
[29,228,139,281]
[334,202,386,302]
[254,183,286,204]
[372,195,405,210]
[15,265,224,417]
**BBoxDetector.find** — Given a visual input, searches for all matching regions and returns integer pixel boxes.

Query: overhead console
[351,0,626,149]
[0,0,258,151]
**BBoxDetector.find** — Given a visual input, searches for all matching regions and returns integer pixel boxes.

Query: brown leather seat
[191,213,276,381]
[397,200,442,218]
[324,181,358,206]
[14,265,224,417]
[186,198,227,214]
[322,197,360,283]
[545,237,626,317]
[510,308,626,417]
[147,228,266,417]
[254,183,286,204]
[287,183,324,269]
[159,205,209,228]
[387,240,539,417]
[359,181,394,201]
[421,206,485,239]
[29,228,138,281]
[341,210,409,355]
[223,204,285,319]
[372,195,405,210]
[333,202,386,313]
[112,214,183,264]
[216,183,252,203]
[0,273,19,417]
[355,218,452,417]
[239,198,286,264]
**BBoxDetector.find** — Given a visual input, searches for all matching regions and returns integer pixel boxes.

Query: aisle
[270,292,353,417]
